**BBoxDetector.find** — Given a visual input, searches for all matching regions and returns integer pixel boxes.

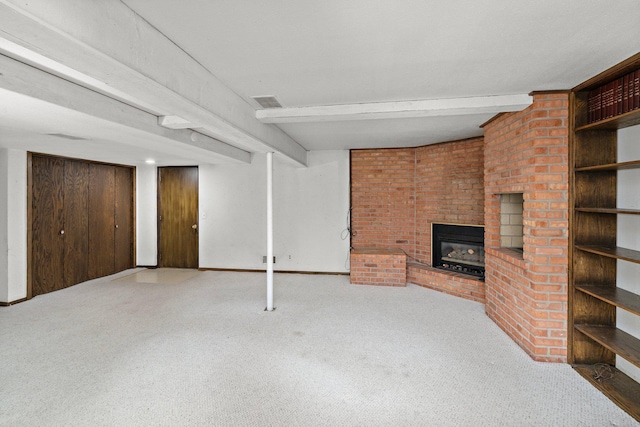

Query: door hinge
[159,215,162,221]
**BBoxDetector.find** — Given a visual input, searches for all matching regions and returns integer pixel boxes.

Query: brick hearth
[407,263,485,303]
[350,248,406,287]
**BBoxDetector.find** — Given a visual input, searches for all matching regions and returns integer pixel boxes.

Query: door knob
[192,224,198,230]
[115,224,119,229]
[60,229,64,235]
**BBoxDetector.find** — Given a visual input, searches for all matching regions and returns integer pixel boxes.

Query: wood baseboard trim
[0,297,28,306]
[198,267,349,276]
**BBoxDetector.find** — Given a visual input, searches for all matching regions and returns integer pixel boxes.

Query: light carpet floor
[0,269,637,427]
[113,268,202,285]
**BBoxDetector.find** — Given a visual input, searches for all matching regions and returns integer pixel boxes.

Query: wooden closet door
[63,159,89,287]
[88,163,115,279]
[114,166,133,272]
[31,156,65,296]
[158,166,198,268]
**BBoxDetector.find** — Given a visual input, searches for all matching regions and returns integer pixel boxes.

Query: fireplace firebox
[432,223,485,279]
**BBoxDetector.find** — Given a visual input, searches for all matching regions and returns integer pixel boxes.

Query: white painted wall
[0,148,27,303]
[136,165,157,266]
[199,150,350,272]
[616,124,640,382]
[0,148,348,302]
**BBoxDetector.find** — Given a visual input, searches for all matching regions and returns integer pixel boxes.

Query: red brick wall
[415,138,485,263]
[351,140,485,263]
[483,92,569,363]
[350,149,416,257]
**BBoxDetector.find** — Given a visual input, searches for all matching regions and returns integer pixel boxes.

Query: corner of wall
[0,149,8,302]
[136,165,158,266]
[0,148,28,303]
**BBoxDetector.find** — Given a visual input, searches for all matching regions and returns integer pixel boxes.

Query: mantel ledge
[486,247,526,269]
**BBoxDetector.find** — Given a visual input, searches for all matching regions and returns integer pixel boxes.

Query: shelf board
[575,245,640,264]
[573,365,640,422]
[575,285,640,316]
[575,160,640,172]
[575,207,640,215]
[576,109,640,132]
[575,325,640,369]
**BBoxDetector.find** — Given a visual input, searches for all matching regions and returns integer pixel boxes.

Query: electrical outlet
[262,256,276,263]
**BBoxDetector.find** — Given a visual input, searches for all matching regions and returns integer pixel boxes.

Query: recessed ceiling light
[145,159,156,164]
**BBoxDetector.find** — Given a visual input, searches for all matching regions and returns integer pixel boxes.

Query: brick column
[483,92,569,362]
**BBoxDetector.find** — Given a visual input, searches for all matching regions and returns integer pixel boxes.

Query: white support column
[266,152,274,311]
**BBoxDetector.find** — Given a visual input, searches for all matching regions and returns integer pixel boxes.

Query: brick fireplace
[350,138,485,302]
[350,92,569,363]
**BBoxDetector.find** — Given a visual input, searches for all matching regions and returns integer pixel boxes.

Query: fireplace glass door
[432,223,485,279]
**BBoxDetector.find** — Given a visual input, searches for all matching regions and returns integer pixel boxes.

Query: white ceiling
[121,0,636,105]
[1,0,640,164]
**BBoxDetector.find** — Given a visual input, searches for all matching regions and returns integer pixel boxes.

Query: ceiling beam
[158,115,197,130]
[0,0,307,166]
[0,54,252,164]
[256,94,533,123]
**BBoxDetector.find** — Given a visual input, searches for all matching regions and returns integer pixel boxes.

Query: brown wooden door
[30,155,134,297]
[114,166,134,272]
[88,163,116,279]
[158,166,198,268]
[31,156,65,296]
[63,159,89,287]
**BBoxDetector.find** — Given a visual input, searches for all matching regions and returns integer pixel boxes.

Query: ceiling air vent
[251,95,282,109]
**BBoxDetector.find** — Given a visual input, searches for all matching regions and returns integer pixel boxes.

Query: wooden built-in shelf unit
[569,52,640,421]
